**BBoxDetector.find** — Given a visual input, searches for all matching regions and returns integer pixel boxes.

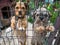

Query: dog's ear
[24,3,29,10]
[11,1,16,7]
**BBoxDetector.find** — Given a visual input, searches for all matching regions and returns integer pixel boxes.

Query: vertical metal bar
[3,37,6,45]
[0,18,2,38]
[12,36,15,45]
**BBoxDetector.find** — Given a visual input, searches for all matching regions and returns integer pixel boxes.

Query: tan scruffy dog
[11,1,28,45]
[32,7,55,45]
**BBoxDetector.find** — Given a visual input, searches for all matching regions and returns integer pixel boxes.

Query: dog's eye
[16,7,19,9]
[37,14,39,16]
[44,14,48,17]
[22,7,25,9]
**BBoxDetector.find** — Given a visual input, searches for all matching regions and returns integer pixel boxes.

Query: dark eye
[37,14,39,16]
[44,14,48,17]
[22,7,25,9]
[16,7,19,9]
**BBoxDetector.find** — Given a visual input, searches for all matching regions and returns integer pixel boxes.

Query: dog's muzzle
[39,16,44,21]
[19,11,22,17]
[39,13,48,21]
[39,13,44,21]
[18,27,25,31]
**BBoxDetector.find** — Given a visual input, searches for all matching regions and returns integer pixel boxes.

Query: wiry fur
[32,6,55,45]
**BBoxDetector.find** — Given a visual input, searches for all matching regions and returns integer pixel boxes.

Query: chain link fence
[0,0,60,45]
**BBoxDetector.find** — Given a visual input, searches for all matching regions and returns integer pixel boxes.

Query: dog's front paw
[49,26,55,31]
[35,26,45,33]
[39,26,45,31]
[46,26,55,32]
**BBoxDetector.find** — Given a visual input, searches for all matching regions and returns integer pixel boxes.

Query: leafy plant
[39,2,43,7]
[28,16,34,23]
[54,1,60,9]
[46,3,59,24]
[50,11,58,24]
[16,0,19,2]
[29,1,35,9]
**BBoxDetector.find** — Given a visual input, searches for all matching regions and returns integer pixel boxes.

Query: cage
[0,0,60,45]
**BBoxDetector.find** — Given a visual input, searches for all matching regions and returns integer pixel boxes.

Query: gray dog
[31,6,55,45]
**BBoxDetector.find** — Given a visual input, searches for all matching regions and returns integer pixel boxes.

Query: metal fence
[0,0,60,45]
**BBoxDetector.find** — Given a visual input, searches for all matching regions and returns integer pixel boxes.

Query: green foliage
[22,0,26,2]
[50,11,58,24]
[28,16,34,23]
[29,1,35,9]
[16,0,19,2]
[54,1,60,9]
[47,4,53,12]
[46,3,59,24]
[39,2,43,7]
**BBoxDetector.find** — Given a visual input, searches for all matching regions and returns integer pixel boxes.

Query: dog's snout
[39,13,48,21]
[39,13,44,20]
[44,14,48,17]
[39,16,44,21]
[19,11,22,15]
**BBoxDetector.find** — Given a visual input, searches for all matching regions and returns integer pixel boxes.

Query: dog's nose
[39,16,44,21]
[19,11,22,15]
[39,13,44,21]
[40,17,44,20]
[44,14,48,17]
